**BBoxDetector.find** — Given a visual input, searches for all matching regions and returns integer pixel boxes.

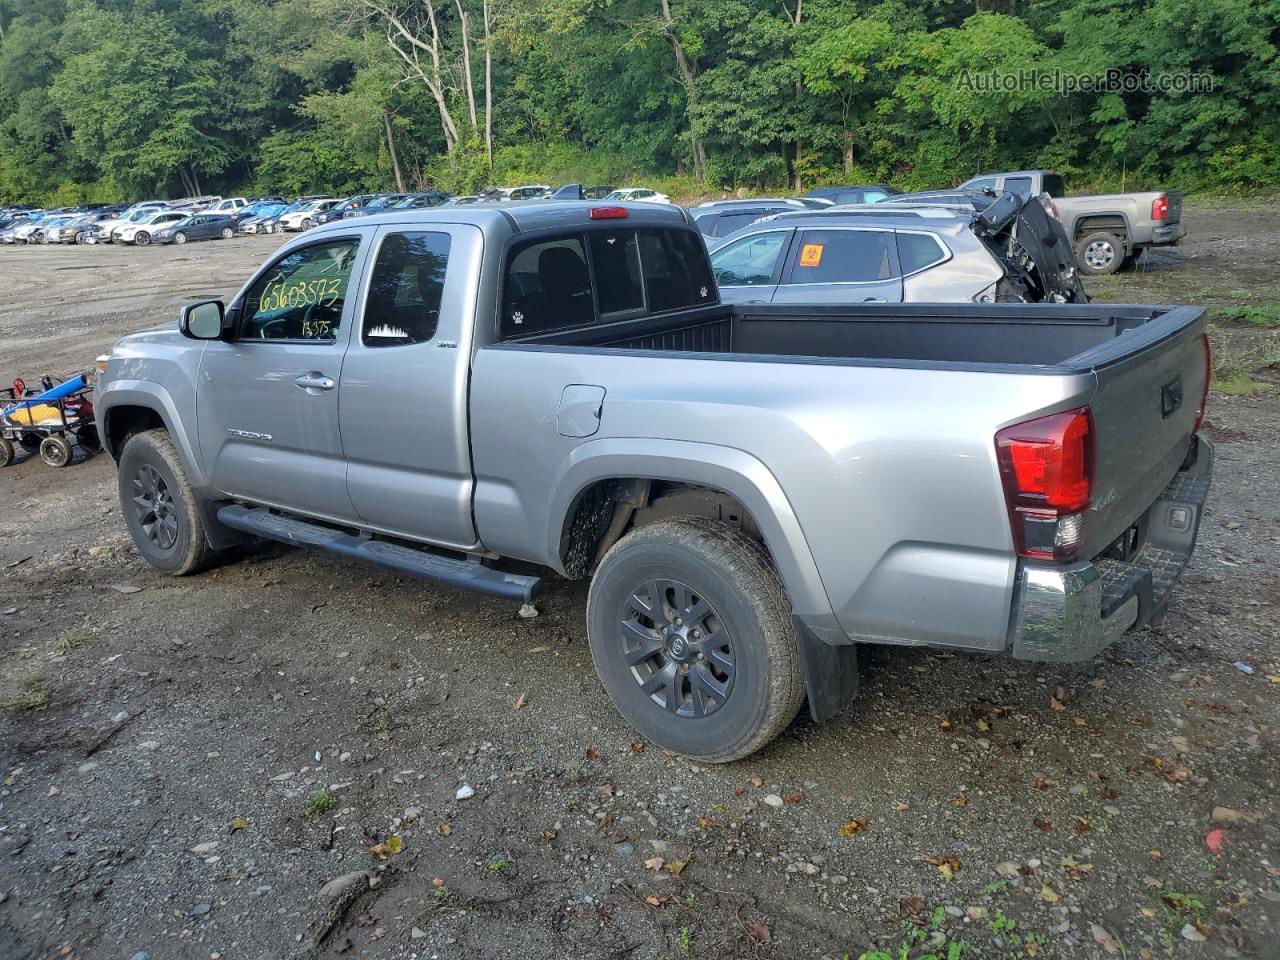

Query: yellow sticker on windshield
[799,243,824,267]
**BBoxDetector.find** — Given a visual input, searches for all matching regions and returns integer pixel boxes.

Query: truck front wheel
[587,518,804,762]
[117,429,211,575]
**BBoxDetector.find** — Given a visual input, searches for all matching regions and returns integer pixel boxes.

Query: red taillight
[1151,195,1169,220]
[589,206,628,220]
[996,408,1094,561]
[1194,333,1210,432]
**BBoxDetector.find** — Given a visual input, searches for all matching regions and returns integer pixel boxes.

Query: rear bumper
[1147,222,1185,246]
[1009,436,1212,661]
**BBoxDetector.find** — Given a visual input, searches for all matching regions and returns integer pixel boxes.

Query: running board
[216,504,542,603]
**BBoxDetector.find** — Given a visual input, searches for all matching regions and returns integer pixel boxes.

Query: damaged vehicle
[96,201,1210,761]
[708,192,1086,305]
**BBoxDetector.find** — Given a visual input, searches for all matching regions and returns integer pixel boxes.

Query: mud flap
[194,493,251,551]
[794,617,860,722]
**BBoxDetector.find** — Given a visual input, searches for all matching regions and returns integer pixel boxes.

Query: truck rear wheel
[1075,231,1124,275]
[117,428,211,575]
[587,518,804,762]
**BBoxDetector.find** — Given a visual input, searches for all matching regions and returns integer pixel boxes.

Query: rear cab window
[500,227,714,338]
[1004,176,1033,199]
[1042,173,1067,197]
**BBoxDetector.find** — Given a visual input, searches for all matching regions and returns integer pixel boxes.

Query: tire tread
[590,517,804,762]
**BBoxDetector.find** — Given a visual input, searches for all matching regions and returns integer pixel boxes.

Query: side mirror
[180,300,225,340]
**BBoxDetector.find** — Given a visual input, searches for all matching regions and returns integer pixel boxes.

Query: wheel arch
[547,439,843,644]
[98,382,206,487]
[1072,211,1132,247]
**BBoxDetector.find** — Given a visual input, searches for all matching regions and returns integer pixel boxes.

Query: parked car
[43,215,97,244]
[238,204,288,234]
[493,185,551,201]
[114,210,190,246]
[95,200,1211,761]
[391,192,451,211]
[152,214,236,245]
[315,195,378,225]
[603,188,671,204]
[691,199,828,239]
[342,194,411,219]
[20,215,75,244]
[97,207,160,243]
[203,197,251,214]
[957,170,1184,275]
[444,195,481,205]
[226,201,283,230]
[804,184,901,205]
[707,192,1086,305]
[278,199,344,232]
[72,212,117,243]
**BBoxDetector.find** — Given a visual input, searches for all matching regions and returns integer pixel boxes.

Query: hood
[970,193,1088,303]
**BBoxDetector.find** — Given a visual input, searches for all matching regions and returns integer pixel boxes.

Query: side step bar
[216,504,543,603]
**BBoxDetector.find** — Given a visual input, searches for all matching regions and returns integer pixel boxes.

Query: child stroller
[0,372,100,468]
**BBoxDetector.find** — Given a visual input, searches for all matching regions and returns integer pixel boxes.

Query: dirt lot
[1,205,1277,960]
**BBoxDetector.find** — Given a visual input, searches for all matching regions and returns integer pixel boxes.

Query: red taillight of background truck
[995,408,1094,562]
[1151,195,1169,220]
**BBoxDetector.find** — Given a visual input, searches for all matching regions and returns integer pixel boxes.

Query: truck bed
[512,302,1202,371]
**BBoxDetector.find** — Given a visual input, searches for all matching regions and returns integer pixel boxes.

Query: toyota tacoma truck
[96,201,1213,761]
[958,170,1185,275]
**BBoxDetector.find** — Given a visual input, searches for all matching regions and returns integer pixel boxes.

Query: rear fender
[547,438,844,645]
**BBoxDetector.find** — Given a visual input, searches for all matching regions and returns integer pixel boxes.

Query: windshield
[604,191,627,201]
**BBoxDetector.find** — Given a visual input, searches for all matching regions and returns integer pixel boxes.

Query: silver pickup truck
[96,201,1213,761]
[959,170,1185,275]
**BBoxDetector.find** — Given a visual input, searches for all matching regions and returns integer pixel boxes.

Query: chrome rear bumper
[1009,436,1212,661]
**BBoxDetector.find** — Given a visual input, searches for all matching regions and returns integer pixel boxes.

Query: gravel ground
[0,206,1277,960]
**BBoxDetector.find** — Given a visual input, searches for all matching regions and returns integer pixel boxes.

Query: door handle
[860,297,887,303]
[294,372,336,391]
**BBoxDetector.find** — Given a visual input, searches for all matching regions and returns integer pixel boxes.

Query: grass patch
[1215,304,1280,327]
[1211,372,1276,396]
[2,673,51,710]
[54,628,93,652]
[305,789,337,815]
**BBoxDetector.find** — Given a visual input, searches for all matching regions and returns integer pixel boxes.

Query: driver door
[196,230,373,521]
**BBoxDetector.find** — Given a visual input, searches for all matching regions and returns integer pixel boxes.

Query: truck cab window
[589,230,644,315]
[1005,176,1033,199]
[240,238,361,341]
[638,229,716,312]
[502,236,593,337]
[362,232,451,346]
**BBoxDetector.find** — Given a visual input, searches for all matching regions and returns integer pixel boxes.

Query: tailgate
[1072,307,1208,558]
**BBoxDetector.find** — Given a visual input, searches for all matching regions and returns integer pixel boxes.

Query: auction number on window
[259,276,344,312]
